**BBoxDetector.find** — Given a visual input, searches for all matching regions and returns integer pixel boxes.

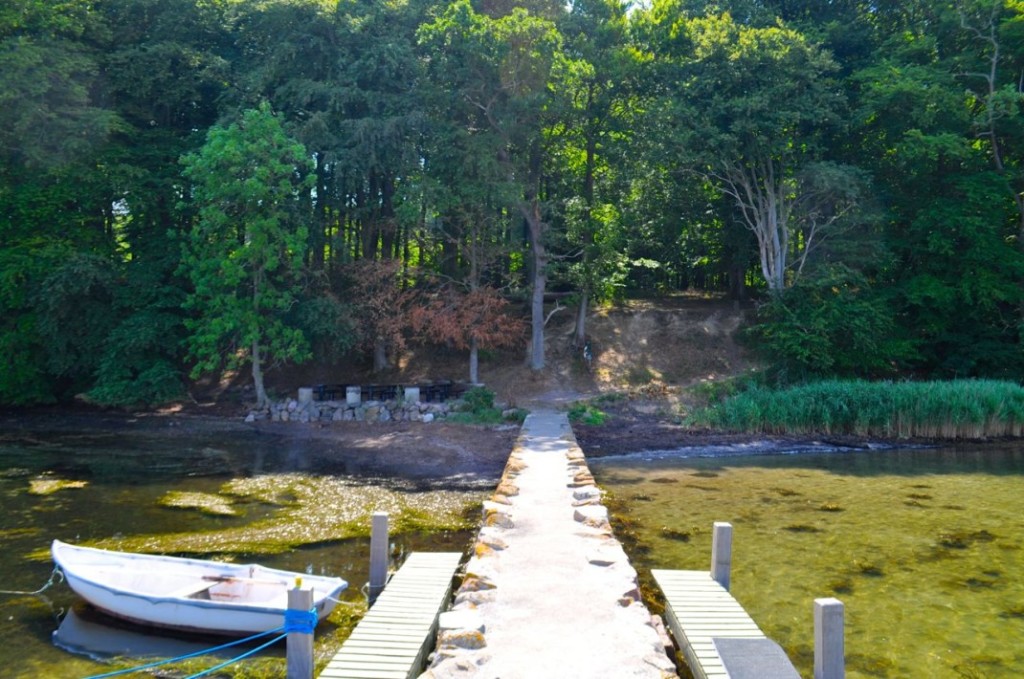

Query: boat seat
[167,582,215,599]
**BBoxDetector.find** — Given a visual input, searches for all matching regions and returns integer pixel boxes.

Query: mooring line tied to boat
[0,566,64,597]
[79,613,315,679]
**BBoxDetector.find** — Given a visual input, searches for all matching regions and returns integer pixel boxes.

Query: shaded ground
[0,408,518,486]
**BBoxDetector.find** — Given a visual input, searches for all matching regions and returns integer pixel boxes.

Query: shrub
[568,401,608,426]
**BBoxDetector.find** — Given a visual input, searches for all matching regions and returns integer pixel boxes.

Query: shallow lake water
[589,444,1024,679]
[0,419,489,678]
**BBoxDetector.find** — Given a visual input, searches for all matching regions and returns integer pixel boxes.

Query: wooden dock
[651,569,800,679]
[319,551,462,679]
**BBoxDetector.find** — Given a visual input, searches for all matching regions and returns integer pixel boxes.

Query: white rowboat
[51,540,347,635]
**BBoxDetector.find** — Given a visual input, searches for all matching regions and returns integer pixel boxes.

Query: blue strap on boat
[81,626,286,679]
[284,606,318,634]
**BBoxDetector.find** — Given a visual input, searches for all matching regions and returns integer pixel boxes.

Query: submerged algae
[96,473,485,556]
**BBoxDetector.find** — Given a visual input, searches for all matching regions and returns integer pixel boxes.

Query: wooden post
[814,597,845,679]
[710,521,733,591]
[369,511,389,603]
[286,585,314,679]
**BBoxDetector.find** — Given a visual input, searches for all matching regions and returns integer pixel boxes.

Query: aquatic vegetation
[937,529,996,550]
[855,561,884,577]
[659,527,691,542]
[29,477,88,495]
[828,577,853,594]
[158,491,240,517]
[783,524,821,533]
[591,444,1024,679]
[689,379,1024,438]
[91,474,486,556]
[1000,606,1024,619]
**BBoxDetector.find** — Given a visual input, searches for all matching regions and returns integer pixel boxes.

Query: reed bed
[691,379,1024,439]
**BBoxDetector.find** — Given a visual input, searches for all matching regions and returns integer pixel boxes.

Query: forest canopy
[2,0,1023,406]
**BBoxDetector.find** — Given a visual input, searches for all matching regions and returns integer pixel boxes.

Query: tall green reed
[690,380,1024,439]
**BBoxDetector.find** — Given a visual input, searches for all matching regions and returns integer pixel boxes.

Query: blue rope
[82,626,285,679]
[184,632,287,679]
[284,607,318,634]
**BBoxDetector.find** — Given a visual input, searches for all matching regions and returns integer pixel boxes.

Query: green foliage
[179,103,315,406]
[691,379,1024,439]
[746,264,914,381]
[450,386,524,424]
[295,295,357,364]
[34,252,119,390]
[4,0,1024,407]
[85,309,185,407]
[460,386,495,414]
[568,401,607,426]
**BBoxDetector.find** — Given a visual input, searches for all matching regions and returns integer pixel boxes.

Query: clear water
[0,417,489,678]
[589,444,1024,679]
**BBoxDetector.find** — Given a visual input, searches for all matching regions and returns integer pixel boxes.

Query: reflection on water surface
[589,443,1024,679]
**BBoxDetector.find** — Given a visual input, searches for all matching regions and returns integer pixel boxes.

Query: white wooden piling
[814,597,845,679]
[369,512,389,603]
[287,586,314,679]
[403,386,420,403]
[346,386,361,406]
[710,521,733,591]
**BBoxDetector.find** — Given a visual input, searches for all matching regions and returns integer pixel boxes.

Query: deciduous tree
[179,104,314,408]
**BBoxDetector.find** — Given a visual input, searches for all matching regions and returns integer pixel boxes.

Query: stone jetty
[421,410,677,679]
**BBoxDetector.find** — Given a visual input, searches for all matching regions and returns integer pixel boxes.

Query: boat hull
[52,540,347,636]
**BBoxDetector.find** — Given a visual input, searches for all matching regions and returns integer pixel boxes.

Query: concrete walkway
[421,410,677,679]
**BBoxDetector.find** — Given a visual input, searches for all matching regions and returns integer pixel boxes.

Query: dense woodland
[3,0,1024,408]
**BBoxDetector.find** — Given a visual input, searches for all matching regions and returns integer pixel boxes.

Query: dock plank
[319,552,461,679]
[652,569,800,679]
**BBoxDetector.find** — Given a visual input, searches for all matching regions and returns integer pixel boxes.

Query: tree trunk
[526,200,546,371]
[574,289,588,347]
[469,335,479,385]
[252,340,268,409]
[372,337,390,372]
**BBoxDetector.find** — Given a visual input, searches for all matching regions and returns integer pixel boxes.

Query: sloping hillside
[253,294,753,412]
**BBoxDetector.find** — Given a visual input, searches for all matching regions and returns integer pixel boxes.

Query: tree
[419,0,564,370]
[557,0,636,343]
[342,258,418,373]
[651,10,861,295]
[413,284,525,384]
[179,104,314,408]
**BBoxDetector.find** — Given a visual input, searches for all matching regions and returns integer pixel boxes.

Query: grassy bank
[690,379,1024,439]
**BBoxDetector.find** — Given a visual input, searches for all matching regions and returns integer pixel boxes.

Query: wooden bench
[319,552,462,679]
